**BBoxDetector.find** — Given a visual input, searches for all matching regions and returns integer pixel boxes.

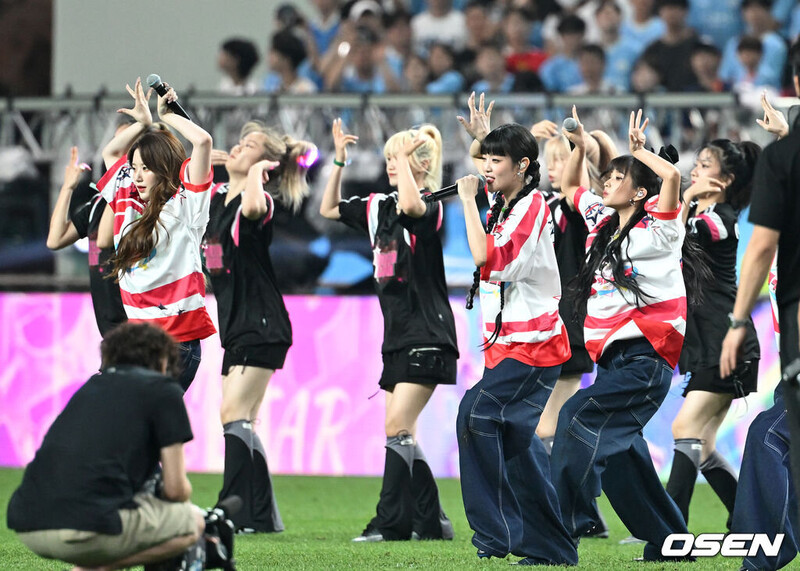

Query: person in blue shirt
[426,42,465,93]
[687,0,743,49]
[539,14,585,92]
[718,0,787,90]
[596,0,648,91]
[620,0,666,48]
[470,44,517,94]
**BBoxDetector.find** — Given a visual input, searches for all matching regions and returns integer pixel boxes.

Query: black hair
[691,42,721,59]
[741,0,773,9]
[791,39,800,79]
[573,154,712,315]
[466,124,541,349]
[222,38,260,79]
[557,14,587,35]
[271,30,308,70]
[100,322,180,378]
[701,139,761,212]
[354,24,380,45]
[737,36,763,54]
[656,0,689,9]
[578,43,607,63]
[596,0,622,14]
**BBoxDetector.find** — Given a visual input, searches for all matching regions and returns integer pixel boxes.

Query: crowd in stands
[216,0,800,99]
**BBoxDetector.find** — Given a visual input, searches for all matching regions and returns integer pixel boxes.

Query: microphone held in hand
[146,74,191,120]
[562,117,579,132]
[423,175,487,202]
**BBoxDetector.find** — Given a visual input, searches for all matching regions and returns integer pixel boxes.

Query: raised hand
[156,83,179,118]
[63,146,90,190]
[563,106,586,150]
[628,109,649,154]
[756,91,789,138]
[530,119,559,140]
[210,149,230,166]
[684,176,725,203]
[250,159,281,185]
[401,136,425,158]
[457,91,494,142]
[118,77,153,126]
[332,118,358,164]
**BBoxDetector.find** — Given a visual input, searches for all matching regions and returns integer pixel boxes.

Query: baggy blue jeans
[550,339,689,560]
[177,339,201,392]
[732,381,800,570]
[457,358,578,565]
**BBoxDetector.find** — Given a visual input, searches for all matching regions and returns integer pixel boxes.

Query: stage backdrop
[0,293,780,479]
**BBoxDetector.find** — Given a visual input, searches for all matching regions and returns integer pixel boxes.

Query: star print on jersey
[584,201,605,227]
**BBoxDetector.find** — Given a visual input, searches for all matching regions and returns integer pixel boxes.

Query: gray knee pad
[700,450,737,478]
[387,433,415,473]
[674,438,702,468]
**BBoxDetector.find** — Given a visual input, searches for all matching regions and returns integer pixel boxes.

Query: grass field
[0,468,743,569]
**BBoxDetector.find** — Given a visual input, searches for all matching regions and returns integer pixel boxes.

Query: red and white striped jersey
[575,187,687,368]
[479,190,571,369]
[98,156,216,342]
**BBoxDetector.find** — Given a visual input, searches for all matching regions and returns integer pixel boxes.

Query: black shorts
[682,359,759,399]
[221,344,290,376]
[560,344,594,376]
[379,346,458,391]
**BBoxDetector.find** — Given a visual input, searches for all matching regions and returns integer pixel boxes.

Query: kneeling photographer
[6,322,205,570]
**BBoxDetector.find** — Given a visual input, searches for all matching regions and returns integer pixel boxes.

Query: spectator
[265,30,318,94]
[596,0,645,91]
[641,0,703,91]
[404,53,431,93]
[456,1,501,84]
[411,0,468,54]
[621,0,666,48]
[732,36,781,109]
[630,53,664,93]
[502,7,548,75]
[719,0,787,91]
[791,4,800,43]
[687,0,743,50]
[217,38,260,96]
[470,43,517,93]
[384,11,413,78]
[569,43,621,94]
[688,42,727,92]
[308,0,342,57]
[324,25,401,92]
[426,42,465,93]
[539,14,586,92]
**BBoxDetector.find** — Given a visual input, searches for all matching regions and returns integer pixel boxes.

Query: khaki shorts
[17,493,197,567]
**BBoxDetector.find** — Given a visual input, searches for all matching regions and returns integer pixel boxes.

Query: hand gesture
[456,174,481,202]
[250,159,280,185]
[62,146,90,190]
[331,118,358,164]
[562,106,586,150]
[530,119,559,140]
[118,77,153,126]
[401,136,425,159]
[720,327,746,379]
[628,109,649,153]
[210,149,230,166]
[683,176,725,203]
[156,83,179,118]
[756,91,789,139]
[457,92,494,142]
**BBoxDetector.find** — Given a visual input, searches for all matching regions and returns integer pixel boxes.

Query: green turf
[0,468,742,569]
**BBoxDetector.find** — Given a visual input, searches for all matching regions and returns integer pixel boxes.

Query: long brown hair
[110,130,186,278]
[240,121,314,213]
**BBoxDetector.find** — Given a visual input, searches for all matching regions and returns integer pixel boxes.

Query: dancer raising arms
[320,119,457,542]
[454,93,577,565]
[203,121,316,533]
[665,139,762,528]
[98,77,215,391]
[551,108,697,562]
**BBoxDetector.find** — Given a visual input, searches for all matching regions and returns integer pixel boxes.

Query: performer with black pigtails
[453,92,577,565]
[320,118,457,543]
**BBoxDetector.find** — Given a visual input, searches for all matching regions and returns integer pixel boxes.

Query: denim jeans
[456,358,578,565]
[177,339,201,392]
[550,339,688,560]
[732,381,800,570]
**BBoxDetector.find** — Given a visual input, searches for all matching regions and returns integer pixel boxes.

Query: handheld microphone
[146,74,191,120]
[423,175,487,203]
[562,117,579,132]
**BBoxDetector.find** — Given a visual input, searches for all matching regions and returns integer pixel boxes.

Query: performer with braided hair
[453,93,576,565]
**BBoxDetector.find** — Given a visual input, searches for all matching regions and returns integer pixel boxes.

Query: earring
[628,197,636,206]
[517,170,523,177]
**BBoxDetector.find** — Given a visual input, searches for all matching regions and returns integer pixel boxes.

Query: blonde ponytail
[384,124,443,191]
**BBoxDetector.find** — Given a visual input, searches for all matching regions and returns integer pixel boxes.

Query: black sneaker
[581,522,609,539]
[352,525,384,542]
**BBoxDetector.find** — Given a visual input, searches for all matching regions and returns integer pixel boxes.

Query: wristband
[727,312,748,330]
[333,159,346,168]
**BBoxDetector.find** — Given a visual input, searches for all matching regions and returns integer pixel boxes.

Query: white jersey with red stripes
[479,189,571,369]
[575,187,687,368]
[98,156,216,342]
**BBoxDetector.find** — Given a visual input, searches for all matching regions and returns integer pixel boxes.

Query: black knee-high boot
[410,444,453,540]
[700,450,737,529]
[665,438,702,524]
[362,434,415,541]
[219,420,283,533]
